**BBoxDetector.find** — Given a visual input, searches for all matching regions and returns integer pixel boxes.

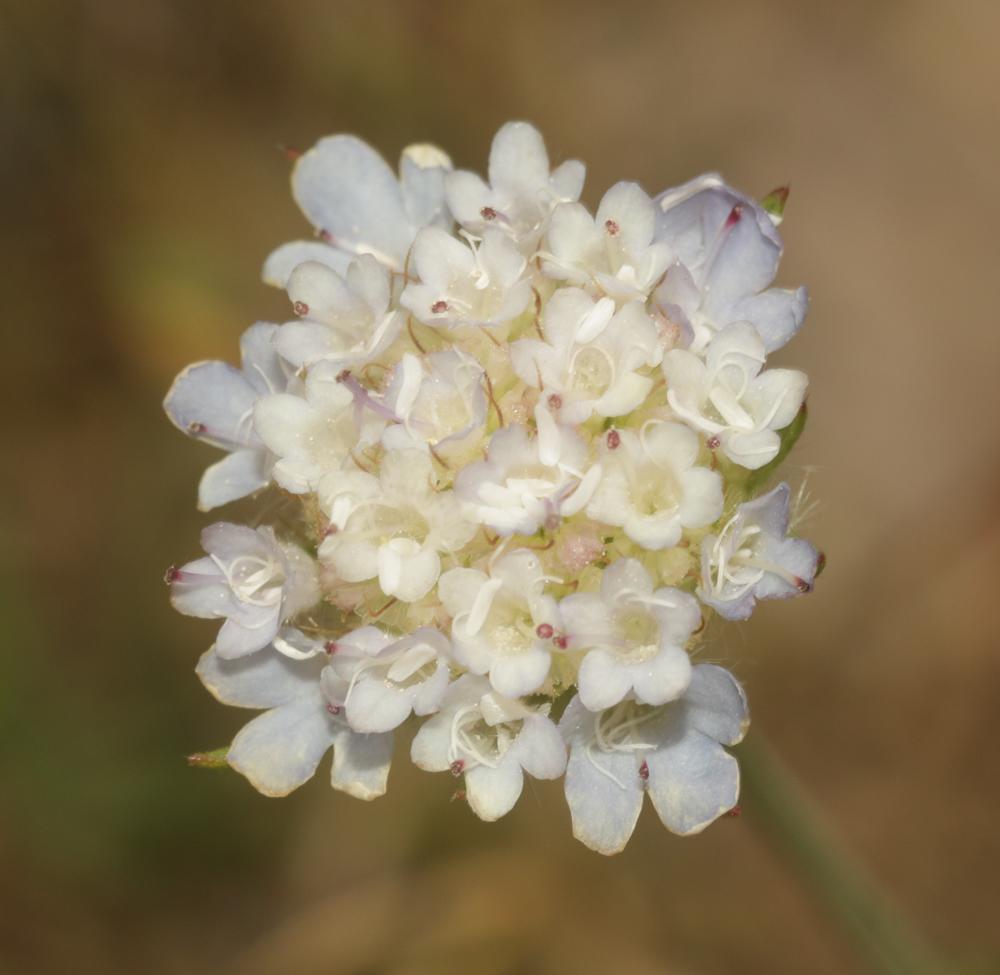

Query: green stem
[737,735,952,975]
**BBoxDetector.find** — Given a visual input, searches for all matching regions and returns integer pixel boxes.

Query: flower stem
[737,735,953,975]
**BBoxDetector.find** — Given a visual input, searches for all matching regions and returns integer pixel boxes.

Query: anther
[553,634,569,650]
[319,229,334,243]
[706,435,721,450]
[324,524,338,537]
[816,551,827,575]
[535,623,554,640]
[547,393,563,411]
[324,641,339,654]
[638,760,649,782]
[480,206,498,221]
[727,805,742,818]
[335,368,352,383]
[794,577,812,593]
[544,513,561,533]
[431,300,449,314]
[606,429,621,450]
[604,218,621,236]
[450,788,467,803]
[164,565,180,584]
[292,300,309,317]
[188,421,206,435]
[277,144,301,161]
[724,204,743,229]
[325,703,341,715]
[450,759,465,777]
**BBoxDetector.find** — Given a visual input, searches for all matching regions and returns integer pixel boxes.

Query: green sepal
[761,185,790,220]
[187,747,231,770]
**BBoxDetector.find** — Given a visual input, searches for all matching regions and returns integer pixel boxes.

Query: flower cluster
[166,122,820,854]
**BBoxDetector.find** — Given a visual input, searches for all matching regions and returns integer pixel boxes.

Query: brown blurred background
[2,1,998,972]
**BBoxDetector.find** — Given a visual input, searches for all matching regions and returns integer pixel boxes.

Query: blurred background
[2,0,999,972]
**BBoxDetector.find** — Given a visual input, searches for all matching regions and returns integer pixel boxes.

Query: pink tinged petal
[164,360,257,451]
[488,121,549,194]
[755,537,820,600]
[170,556,231,618]
[292,135,412,270]
[196,647,323,710]
[578,650,633,711]
[561,701,643,855]
[197,449,269,512]
[464,759,525,822]
[684,664,749,745]
[345,678,413,734]
[727,286,808,353]
[630,645,692,706]
[287,260,359,323]
[597,181,656,253]
[262,240,351,288]
[215,604,282,659]
[330,726,393,800]
[227,687,335,797]
[678,467,724,527]
[514,715,567,779]
[489,647,551,698]
[443,170,492,227]
[644,728,740,835]
[720,428,781,470]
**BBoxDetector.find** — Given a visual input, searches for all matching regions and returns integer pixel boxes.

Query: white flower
[381,350,487,455]
[277,256,402,369]
[164,323,289,511]
[510,289,661,424]
[197,647,392,799]
[170,523,319,659]
[561,559,699,711]
[320,626,452,734]
[445,121,584,249]
[664,323,807,470]
[263,138,453,285]
[455,423,601,537]
[654,173,807,354]
[253,361,384,494]
[317,449,476,603]
[560,664,748,854]
[699,482,819,620]
[586,423,723,550]
[401,227,531,328]
[411,674,566,821]
[541,182,674,299]
[438,550,561,697]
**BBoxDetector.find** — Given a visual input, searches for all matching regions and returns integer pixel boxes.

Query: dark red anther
[553,634,569,650]
[431,300,449,314]
[794,577,813,594]
[816,551,827,575]
[188,421,206,435]
[638,760,649,782]
[450,759,465,777]
[727,804,742,818]
[164,565,181,584]
[324,641,339,655]
[724,204,743,229]
[319,229,334,243]
[323,523,338,537]
[547,393,563,411]
[536,623,554,640]
[450,788,467,803]
[706,435,721,450]
[606,429,621,450]
[326,703,342,716]
[292,300,309,317]
[335,368,352,383]
[604,218,621,236]
[480,206,498,221]
[277,144,301,161]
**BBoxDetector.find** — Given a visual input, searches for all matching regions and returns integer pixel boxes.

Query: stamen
[536,623,554,639]
[606,429,620,450]
[605,218,621,236]
[431,300,449,314]
[292,300,309,317]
